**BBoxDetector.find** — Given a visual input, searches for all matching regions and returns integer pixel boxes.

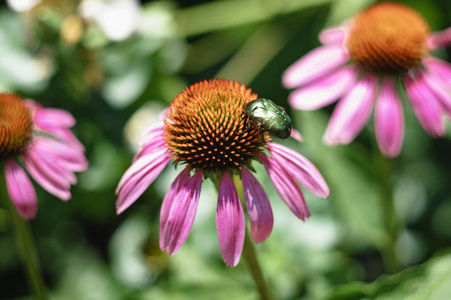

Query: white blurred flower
[78,0,140,41]
[6,0,41,12]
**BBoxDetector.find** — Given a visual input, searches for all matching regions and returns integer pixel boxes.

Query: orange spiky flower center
[347,2,430,74]
[164,79,267,174]
[0,94,33,160]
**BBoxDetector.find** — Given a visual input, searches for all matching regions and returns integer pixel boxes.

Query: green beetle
[242,98,293,143]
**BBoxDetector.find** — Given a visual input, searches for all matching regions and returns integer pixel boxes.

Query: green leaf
[325,250,451,300]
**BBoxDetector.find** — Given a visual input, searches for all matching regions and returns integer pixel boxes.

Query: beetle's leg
[240,114,249,133]
[258,124,266,143]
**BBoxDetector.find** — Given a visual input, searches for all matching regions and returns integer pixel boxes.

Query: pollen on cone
[164,79,267,173]
[0,94,33,160]
[347,2,430,74]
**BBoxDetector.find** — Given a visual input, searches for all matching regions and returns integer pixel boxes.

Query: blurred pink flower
[116,79,329,266]
[283,2,451,157]
[1,94,88,219]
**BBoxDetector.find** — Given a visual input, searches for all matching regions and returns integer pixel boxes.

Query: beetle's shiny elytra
[242,98,293,143]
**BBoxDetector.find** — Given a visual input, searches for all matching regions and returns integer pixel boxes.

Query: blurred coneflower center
[164,79,267,174]
[347,2,430,74]
[0,94,32,160]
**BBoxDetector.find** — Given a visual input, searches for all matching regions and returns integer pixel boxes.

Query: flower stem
[242,229,274,300]
[1,172,48,299]
[229,174,274,300]
[376,153,401,274]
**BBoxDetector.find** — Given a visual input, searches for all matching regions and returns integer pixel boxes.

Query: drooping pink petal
[319,26,346,45]
[288,66,358,110]
[404,73,445,137]
[216,172,245,267]
[427,27,451,50]
[116,149,171,214]
[134,136,166,162]
[422,72,451,116]
[282,45,349,89]
[324,74,377,145]
[24,99,86,155]
[33,137,88,172]
[159,169,190,243]
[267,143,329,198]
[160,169,202,255]
[56,129,86,152]
[374,79,404,157]
[135,125,166,162]
[5,160,37,219]
[23,151,71,201]
[241,168,273,243]
[22,135,88,201]
[290,128,303,142]
[258,154,310,221]
[423,57,451,87]
[34,108,76,129]
[26,142,76,187]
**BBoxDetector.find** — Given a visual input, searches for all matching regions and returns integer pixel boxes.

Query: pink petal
[258,154,310,220]
[26,143,76,187]
[319,26,346,45]
[374,79,404,157]
[23,137,84,202]
[33,137,88,172]
[241,168,273,243]
[404,73,445,137]
[116,149,170,214]
[43,128,86,154]
[283,45,349,89]
[423,57,451,87]
[216,172,245,267]
[34,108,76,129]
[267,143,329,198]
[135,125,166,162]
[290,128,303,142]
[288,66,358,110]
[324,74,377,145]
[5,160,37,219]
[134,137,166,163]
[159,169,190,238]
[427,27,451,50]
[23,153,71,201]
[160,169,202,255]
[422,72,451,116]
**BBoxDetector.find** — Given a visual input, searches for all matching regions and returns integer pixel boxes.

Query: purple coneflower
[283,2,451,157]
[116,79,329,266]
[1,94,88,219]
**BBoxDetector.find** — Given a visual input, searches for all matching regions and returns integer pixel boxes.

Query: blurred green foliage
[0,0,451,299]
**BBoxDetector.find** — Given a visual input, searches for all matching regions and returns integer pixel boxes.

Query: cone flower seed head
[347,2,430,74]
[164,79,267,175]
[0,94,33,160]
